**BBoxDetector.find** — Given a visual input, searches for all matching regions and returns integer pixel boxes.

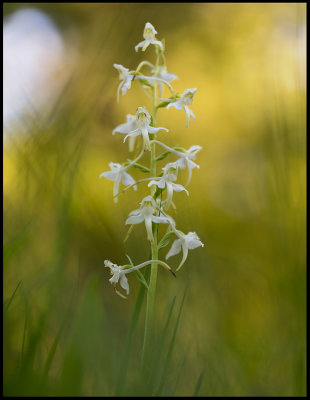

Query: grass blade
[155,287,187,396]
[193,368,205,396]
[4,280,22,313]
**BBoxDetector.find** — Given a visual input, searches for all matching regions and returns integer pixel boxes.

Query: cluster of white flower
[100,22,204,297]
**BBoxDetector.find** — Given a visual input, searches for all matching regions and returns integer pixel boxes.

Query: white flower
[105,260,130,295]
[154,65,178,83]
[135,22,163,52]
[166,231,204,271]
[123,107,168,151]
[151,65,178,95]
[125,195,171,242]
[112,114,138,152]
[104,258,175,297]
[114,64,134,100]
[167,88,197,127]
[148,162,188,209]
[99,162,136,203]
[175,145,202,185]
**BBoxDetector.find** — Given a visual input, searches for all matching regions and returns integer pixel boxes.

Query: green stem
[142,49,160,369]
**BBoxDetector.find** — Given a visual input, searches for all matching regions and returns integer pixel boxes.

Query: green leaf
[156,95,177,109]
[134,269,149,290]
[156,101,171,109]
[158,230,175,250]
[138,78,154,89]
[156,151,171,161]
[132,163,150,173]
[174,146,186,152]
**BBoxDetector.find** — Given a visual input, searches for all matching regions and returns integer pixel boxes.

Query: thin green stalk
[142,50,160,369]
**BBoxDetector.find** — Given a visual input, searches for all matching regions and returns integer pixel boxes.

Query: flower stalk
[100,21,204,370]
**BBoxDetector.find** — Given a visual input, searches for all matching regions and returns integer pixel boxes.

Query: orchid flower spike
[135,22,163,52]
[125,195,172,242]
[167,88,197,127]
[112,114,138,152]
[123,107,168,151]
[99,162,137,202]
[166,231,204,271]
[114,64,134,102]
[148,162,188,210]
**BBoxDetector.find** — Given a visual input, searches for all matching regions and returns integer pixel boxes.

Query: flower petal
[166,239,182,259]
[167,99,183,111]
[121,76,132,95]
[135,40,147,52]
[148,178,165,189]
[171,183,189,195]
[112,121,133,135]
[144,214,154,242]
[151,40,163,50]
[125,213,144,225]
[99,170,118,181]
[122,172,136,186]
[176,158,186,169]
[185,233,204,250]
[177,242,189,271]
[128,135,137,152]
[152,215,169,224]
[141,127,151,151]
[165,182,174,209]
[120,274,130,295]
[147,126,169,134]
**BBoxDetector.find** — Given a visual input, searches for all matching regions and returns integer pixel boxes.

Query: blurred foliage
[3,3,306,396]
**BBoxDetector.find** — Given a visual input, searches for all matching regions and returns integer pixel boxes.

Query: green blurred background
[3,3,306,396]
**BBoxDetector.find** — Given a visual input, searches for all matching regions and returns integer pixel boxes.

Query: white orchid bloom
[99,162,137,203]
[148,162,189,210]
[112,114,138,152]
[135,22,163,52]
[154,65,178,83]
[166,231,204,271]
[113,64,134,101]
[150,65,178,96]
[123,107,168,151]
[150,140,202,185]
[105,260,130,295]
[175,145,202,185]
[167,88,197,127]
[105,258,175,297]
[125,195,171,242]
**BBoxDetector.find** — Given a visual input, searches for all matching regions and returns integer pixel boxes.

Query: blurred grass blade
[155,288,187,396]
[39,288,76,389]
[152,296,176,379]
[4,280,22,313]
[193,368,205,396]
